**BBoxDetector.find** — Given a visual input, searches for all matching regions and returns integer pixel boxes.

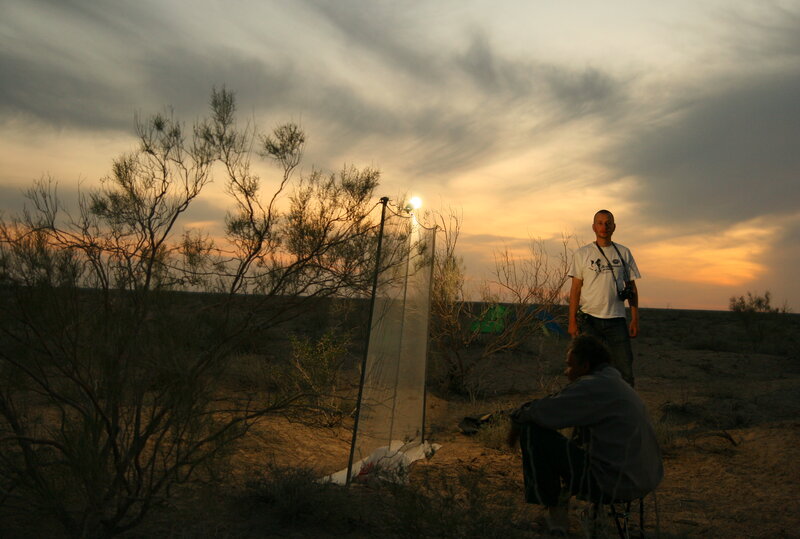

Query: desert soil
[137,308,800,538]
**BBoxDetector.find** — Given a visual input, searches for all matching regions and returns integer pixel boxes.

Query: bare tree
[429,209,571,397]
[0,88,381,538]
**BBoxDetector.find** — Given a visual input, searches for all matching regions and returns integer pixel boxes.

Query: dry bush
[428,208,571,399]
[729,290,793,351]
[0,88,384,539]
[246,465,355,530]
[286,330,357,426]
[475,413,517,453]
[238,464,529,539]
[382,469,527,539]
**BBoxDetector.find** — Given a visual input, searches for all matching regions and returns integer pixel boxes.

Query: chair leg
[589,502,604,538]
[589,497,646,539]
[639,497,645,538]
[610,501,631,539]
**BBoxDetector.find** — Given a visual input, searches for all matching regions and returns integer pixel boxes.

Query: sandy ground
[414,310,800,538]
[417,310,800,538]
[135,308,800,538]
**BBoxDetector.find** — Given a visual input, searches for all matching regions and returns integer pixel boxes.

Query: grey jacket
[513,364,663,501]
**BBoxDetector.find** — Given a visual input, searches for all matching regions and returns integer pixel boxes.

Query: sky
[2,0,799,311]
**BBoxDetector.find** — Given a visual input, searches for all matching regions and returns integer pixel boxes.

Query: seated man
[508,335,663,535]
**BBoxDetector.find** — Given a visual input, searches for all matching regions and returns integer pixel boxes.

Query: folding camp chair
[590,496,646,539]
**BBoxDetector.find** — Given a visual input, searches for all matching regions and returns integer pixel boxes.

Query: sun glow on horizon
[636,219,778,287]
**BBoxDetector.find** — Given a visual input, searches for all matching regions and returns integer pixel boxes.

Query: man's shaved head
[594,209,614,222]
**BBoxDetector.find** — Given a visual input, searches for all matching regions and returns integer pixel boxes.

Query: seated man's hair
[569,334,612,369]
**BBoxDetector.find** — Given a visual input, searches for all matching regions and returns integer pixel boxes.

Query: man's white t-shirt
[569,242,641,319]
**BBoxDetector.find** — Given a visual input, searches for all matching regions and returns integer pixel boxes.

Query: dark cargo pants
[519,423,602,506]
[578,313,635,386]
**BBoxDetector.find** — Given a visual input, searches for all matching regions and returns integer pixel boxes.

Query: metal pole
[420,223,437,443]
[346,196,389,486]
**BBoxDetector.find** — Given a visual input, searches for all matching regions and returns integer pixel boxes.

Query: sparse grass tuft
[246,464,352,528]
[241,463,531,539]
[653,418,681,455]
[384,469,527,539]
[475,413,516,452]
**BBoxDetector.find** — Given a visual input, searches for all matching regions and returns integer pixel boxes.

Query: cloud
[603,3,800,228]
[613,70,800,225]
[0,0,174,130]
[743,212,800,308]
[1,0,630,189]
[637,218,780,286]
[0,49,132,131]
[0,1,304,132]
[2,0,799,311]
[299,0,447,83]
[0,184,31,217]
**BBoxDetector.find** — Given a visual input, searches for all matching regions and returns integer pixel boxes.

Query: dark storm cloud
[1,0,296,131]
[0,41,296,133]
[606,3,800,227]
[612,67,800,225]
[307,0,628,115]
[455,30,627,118]
[293,1,511,173]
[749,216,800,307]
[0,0,174,130]
[435,33,630,187]
[538,64,626,118]
[0,50,130,130]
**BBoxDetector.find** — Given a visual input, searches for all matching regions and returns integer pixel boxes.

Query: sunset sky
[2,0,799,311]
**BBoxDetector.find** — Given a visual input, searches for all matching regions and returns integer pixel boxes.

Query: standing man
[568,210,640,386]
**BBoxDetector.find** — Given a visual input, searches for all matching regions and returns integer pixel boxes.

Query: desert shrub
[0,284,249,539]
[241,465,527,539]
[0,88,384,539]
[659,400,699,424]
[247,465,353,529]
[383,469,526,539]
[287,330,356,426]
[729,290,789,314]
[656,422,679,454]
[475,413,516,452]
[703,397,758,429]
[729,290,792,351]
[429,209,571,399]
[652,417,681,456]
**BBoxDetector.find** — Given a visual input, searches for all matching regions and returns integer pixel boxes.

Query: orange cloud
[637,220,778,287]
